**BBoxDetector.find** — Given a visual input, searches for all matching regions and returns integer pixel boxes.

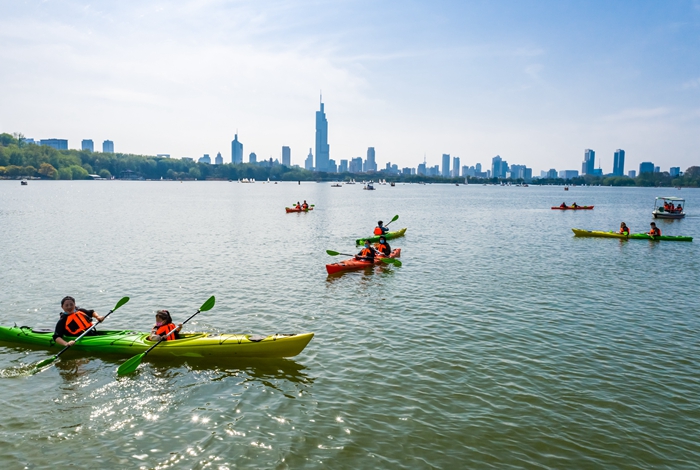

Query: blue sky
[1,0,699,173]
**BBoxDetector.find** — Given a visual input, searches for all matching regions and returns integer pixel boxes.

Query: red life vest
[154,323,178,341]
[373,227,383,235]
[65,312,92,335]
[302,204,308,209]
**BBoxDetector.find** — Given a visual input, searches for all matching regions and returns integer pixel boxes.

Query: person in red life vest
[676,204,683,213]
[355,239,378,262]
[53,296,104,347]
[373,220,390,236]
[648,222,661,237]
[148,310,182,341]
[295,201,301,209]
[619,222,630,235]
[560,202,567,209]
[302,200,309,210]
[375,235,391,256]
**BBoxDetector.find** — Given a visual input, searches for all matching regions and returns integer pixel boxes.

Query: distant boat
[390,182,395,187]
[20,180,28,185]
[331,183,342,187]
[564,186,569,191]
[364,181,375,190]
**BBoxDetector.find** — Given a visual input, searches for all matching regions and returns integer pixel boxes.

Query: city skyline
[2,2,699,172]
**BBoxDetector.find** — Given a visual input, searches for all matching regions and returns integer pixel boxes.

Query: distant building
[628,170,636,178]
[417,162,426,176]
[558,170,579,179]
[305,149,314,170]
[670,167,681,177]
[452,156,460,177]
[81,139,94,152]
[491,155,508,179]
[582,149,595,175]
[182,157,194,161]
[231,134,243,164]
[654,166,660,173]
[613,149,625,176]
[198,154,211,164]
[339,159,348,173]
[328,159,337,173]
[639,162,654,174]
[315,98,330,171]
[215,152,223,165]
[40,139,68,150]
[21,138,37,145]
[103,140,114,153]
[546,169,558,179]
[249,152,257,164]
[441,154,450,177]
[157,154,170,158]
[365,147,377,172]
[282,146,291,167]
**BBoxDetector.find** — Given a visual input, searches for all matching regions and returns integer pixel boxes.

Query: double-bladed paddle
[384,214,399,227]
[325,250,402,267]
[116,296,216,376]
[32,296,130,372]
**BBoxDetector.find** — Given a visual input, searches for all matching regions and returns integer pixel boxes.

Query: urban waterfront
[1,181,699,468]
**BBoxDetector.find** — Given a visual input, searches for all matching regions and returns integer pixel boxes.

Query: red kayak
[551,206,594,210]
[286,207,313,213]
[326,249,401,275]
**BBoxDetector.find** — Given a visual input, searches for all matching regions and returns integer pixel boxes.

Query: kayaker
[295,201,301,209]
[355,240,377,262]
[373,220,390,236]
[375,235,391,256]
[560,202,567,209]
[619,222,630,235]
[571,202,578,208]
[53,296,104,347]
[302,200,309,210]
[648,222,661,237]
[148,310,182,341]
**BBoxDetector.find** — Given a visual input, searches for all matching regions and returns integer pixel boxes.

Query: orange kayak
[551,206,594,210]
[286,207,313,213]
[326,249,401,275]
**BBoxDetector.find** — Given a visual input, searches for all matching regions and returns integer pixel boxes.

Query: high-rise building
[315,97,330,171]
[339,159,348,173]
[249,152,257,164]
[102,140,114,153]
[328,159,337,173]
[215,152,223,165]
[81,139,94,152]
[198,154,211,164]
[441,154,451,177]
[491,155,508,178]
[613,149,625,176]
[40,139,68,150]
[365,147,377,172]
[231,134,243,164]
[558,170,579,179]
[547,169,558,179]
[350,157,363,173]
[582,149,595,175]
[452,157,460,177]
[282,146,291,167]
[670,167,681,177]
[639,162,654,174]
[305,149,314,170]
[628,170,636,178]
[476,163,482,173]
[417,163,426,176]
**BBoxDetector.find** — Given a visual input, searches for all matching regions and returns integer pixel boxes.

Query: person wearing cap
[375,235,391,256]
[355,239,378,262]
[148,310,182,341]
[373,220,390,236]
[648,222,661,237]
[53,296,104,347]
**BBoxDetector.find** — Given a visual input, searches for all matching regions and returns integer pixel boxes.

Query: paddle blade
[326,250,341,256]
[390,214,399,223]
[199,296,216,312]
[117,353,145,376]
[380,258,402,267]
[113,296,130,311]
[32,355,57,371]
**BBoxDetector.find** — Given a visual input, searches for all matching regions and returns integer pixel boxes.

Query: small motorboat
[652,196,686,219]
[20,180,28,185]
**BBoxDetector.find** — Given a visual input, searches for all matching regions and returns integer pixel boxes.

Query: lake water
[1,180,699,469]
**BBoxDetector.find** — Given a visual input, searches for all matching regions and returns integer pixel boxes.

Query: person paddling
[53,296,104,347]
[148,310,182,341]
[619,222,630,235]
[648,222,661,237]
[355,239,377,262]
[560,202,567,209]
[373,220,390,236]
[571,202,578,208]
[302,200,309,210]
[375,235,391,256]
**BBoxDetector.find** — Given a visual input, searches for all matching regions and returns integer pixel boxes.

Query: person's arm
[79,308,104,323]
[53,316,74,346]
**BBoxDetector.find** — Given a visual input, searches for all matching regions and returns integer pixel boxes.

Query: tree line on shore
[2,133,699,187]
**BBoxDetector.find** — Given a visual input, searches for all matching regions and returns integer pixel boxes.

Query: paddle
[325,250,402,267]
[384,214,399,227]
[116,296,216,376]
[32,296,130,371]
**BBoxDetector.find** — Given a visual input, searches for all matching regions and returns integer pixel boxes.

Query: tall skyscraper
[103,140,114,153]
[249,152,257,164]
[339,159,348,172]
[81,139,94,152]
[613,149,625,176]
[491,155,508,178]
[315,97,330,171]
[40,139,68,150]
[441,154,451,177]
[282,146,291,167]
[350,157,363,173]
[452,157,460,177]
[215,152,223,165]
[365,147,377,172]
[305,149,314,170]
[582,149,595,175]
[670,167,681,177]
[231,134,243,164]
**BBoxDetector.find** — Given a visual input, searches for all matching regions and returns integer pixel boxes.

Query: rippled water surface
[1,180,699,469]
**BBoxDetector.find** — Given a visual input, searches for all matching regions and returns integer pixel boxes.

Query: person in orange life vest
[373,220,389,236]
[355,239,378,262]
[375,235,391,256]
[302,200,309,210]
[560,202,567,209]
[53,296,104,347]
[619,222,630,235]
[295,201,301,209]
[676,204,683,213]
[663,202,670,212]
[148,310,182,341]
[648,222,661,237]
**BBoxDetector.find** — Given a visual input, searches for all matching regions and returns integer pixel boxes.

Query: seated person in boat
[571,202,578,208]
[619,222,630,235]
[648,222,661,237]
[356,240,378,262]
[148,310,182,341]
[675,204,683,213]
[302,200,309,210]
[560,202,567,209]
[295,201,301,209]
[375,235,391,256]
[374,220,390,235]
[663,202,670,212]
[53,296,104,347]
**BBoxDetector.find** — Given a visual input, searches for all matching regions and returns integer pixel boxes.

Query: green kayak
[0,326,314,359]
[356,227,407,245]
[572,229,693,242]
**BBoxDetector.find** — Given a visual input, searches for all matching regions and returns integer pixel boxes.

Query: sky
[1,0,699,174]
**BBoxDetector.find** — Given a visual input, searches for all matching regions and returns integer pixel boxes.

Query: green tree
[189,167,201,179]
[69,165,89,180]
[99,169,111,179]
[38,163,58,179]
[58,167,73,180]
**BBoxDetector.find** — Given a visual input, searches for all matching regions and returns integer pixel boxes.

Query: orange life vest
[360,247,373,258]
[65,312,93,335]
[302,204,308,209]
[377,243,389,255]
[620,227,629,235]
[373,227,383,235]
[155,323,178,341]
[650,228,661,236]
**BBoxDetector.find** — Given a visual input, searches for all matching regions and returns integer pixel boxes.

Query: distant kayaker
[373,221,390,235]
[571,202,578,208]
[148,310,182,342]
[302,200,309,210]
[295,201,301,209]
[619,222,630,235]
[376,235,391,256]
[560,202,567,209]
[53,296,104,347]
[356,240,377,262]
[648,222,661,237]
